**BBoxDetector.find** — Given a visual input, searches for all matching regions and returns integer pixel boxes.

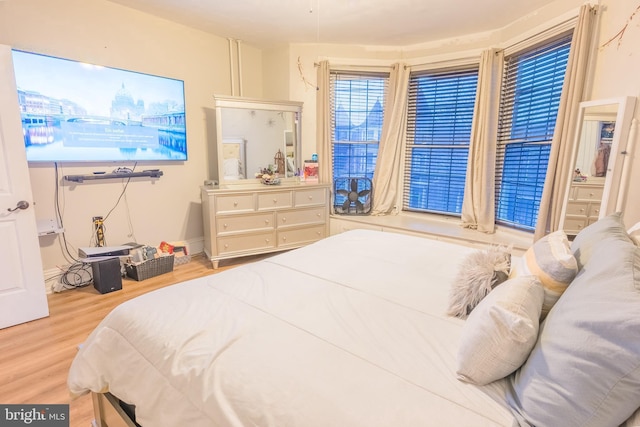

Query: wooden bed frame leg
[91,392,138,427]
[91,392,104,427]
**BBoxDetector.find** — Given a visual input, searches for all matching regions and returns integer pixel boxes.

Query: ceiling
[106,0,560,48]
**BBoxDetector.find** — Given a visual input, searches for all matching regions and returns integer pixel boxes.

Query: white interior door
[0,44,49,329]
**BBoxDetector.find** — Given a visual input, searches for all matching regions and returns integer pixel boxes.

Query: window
[330,71,388,181]
[495,35,572,230]
[403,67,479,215]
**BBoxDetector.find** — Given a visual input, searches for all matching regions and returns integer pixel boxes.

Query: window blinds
[330,71,388,180]
[495,34,572,229]
[403,67,479,214]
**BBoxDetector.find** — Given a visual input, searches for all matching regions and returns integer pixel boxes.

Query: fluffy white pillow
[456,275,544,386]
[447,245,511,318]
[510,230,577,318]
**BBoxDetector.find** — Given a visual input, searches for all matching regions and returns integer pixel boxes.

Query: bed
[68,221,640,427]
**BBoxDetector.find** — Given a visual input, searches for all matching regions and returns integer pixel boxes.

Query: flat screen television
[11,49,187,163]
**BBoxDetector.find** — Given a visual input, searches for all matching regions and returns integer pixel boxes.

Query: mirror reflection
[572,103,618,182]
[220,108,297,178]
[561,96,636,236]
[213,95,302,185]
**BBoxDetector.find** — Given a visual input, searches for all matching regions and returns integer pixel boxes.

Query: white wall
[0,0,263,270]
[3,0,640,272]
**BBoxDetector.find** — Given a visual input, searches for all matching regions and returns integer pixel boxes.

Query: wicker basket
[125,255,174,281]
[173,253,191,266]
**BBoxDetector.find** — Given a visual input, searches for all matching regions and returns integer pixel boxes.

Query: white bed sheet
[68,229,517,427]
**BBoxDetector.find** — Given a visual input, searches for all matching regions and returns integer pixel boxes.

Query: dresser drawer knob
[233,201,238,206]
[223,223,228,228]
[316,213,321,217]
[224,243,229,249]
[265,238,270,243]
[308,195,313,200]
[283,236,287,241]
[273,198,278,204]
[281,217,287,223]
[265,219,270,224]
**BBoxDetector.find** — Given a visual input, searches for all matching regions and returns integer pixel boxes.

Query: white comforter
[68,230,516,426]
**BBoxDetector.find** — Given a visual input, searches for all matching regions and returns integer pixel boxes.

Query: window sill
[329,212,533,255]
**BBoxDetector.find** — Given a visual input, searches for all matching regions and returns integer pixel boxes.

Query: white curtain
[316,60,333,192]
[460,49,504,233]
[371,63,410,215]
[534,5,598,240]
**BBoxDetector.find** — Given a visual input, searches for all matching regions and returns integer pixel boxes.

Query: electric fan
[334,177,373,215]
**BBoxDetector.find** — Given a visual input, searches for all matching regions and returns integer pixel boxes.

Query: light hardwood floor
[0,254,252,427]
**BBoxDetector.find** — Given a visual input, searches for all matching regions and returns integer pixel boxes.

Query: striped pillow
[510,230,577,318]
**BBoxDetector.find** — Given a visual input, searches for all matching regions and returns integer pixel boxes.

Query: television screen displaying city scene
[12,49,187,162]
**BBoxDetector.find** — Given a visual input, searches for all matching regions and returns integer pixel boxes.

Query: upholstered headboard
[222,138,246,179]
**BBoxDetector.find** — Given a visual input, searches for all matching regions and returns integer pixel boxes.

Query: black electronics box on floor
[91,257,123,294]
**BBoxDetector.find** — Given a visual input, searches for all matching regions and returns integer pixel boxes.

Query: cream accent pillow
[447,245,511,319]
[456,275,544,386]
[624,407,640,427]
[510,230,577,317]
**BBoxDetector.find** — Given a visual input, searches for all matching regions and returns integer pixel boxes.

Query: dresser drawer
[588,204,601,219]
[276,207,326,228]
[564,217,589,233]
[278,225,326,247]
[215,194,254,214]
[257,191,292,210]
[565,201,589,217]
[294,187,327,207]
[574,186,603,201]
[217,232,276,255]
[216,212,274,235]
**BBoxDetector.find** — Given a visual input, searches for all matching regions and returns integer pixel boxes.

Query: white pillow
[456,275,544,386]
[510,230,577,318]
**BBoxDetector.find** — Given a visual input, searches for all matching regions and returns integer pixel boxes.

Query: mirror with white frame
[560,96,636,235]
[213,95,302,185]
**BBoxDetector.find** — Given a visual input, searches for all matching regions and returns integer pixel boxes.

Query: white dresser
[201,182,330,268]
[563,180,604,236]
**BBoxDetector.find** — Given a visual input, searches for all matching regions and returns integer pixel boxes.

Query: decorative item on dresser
[201,182,330,268]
